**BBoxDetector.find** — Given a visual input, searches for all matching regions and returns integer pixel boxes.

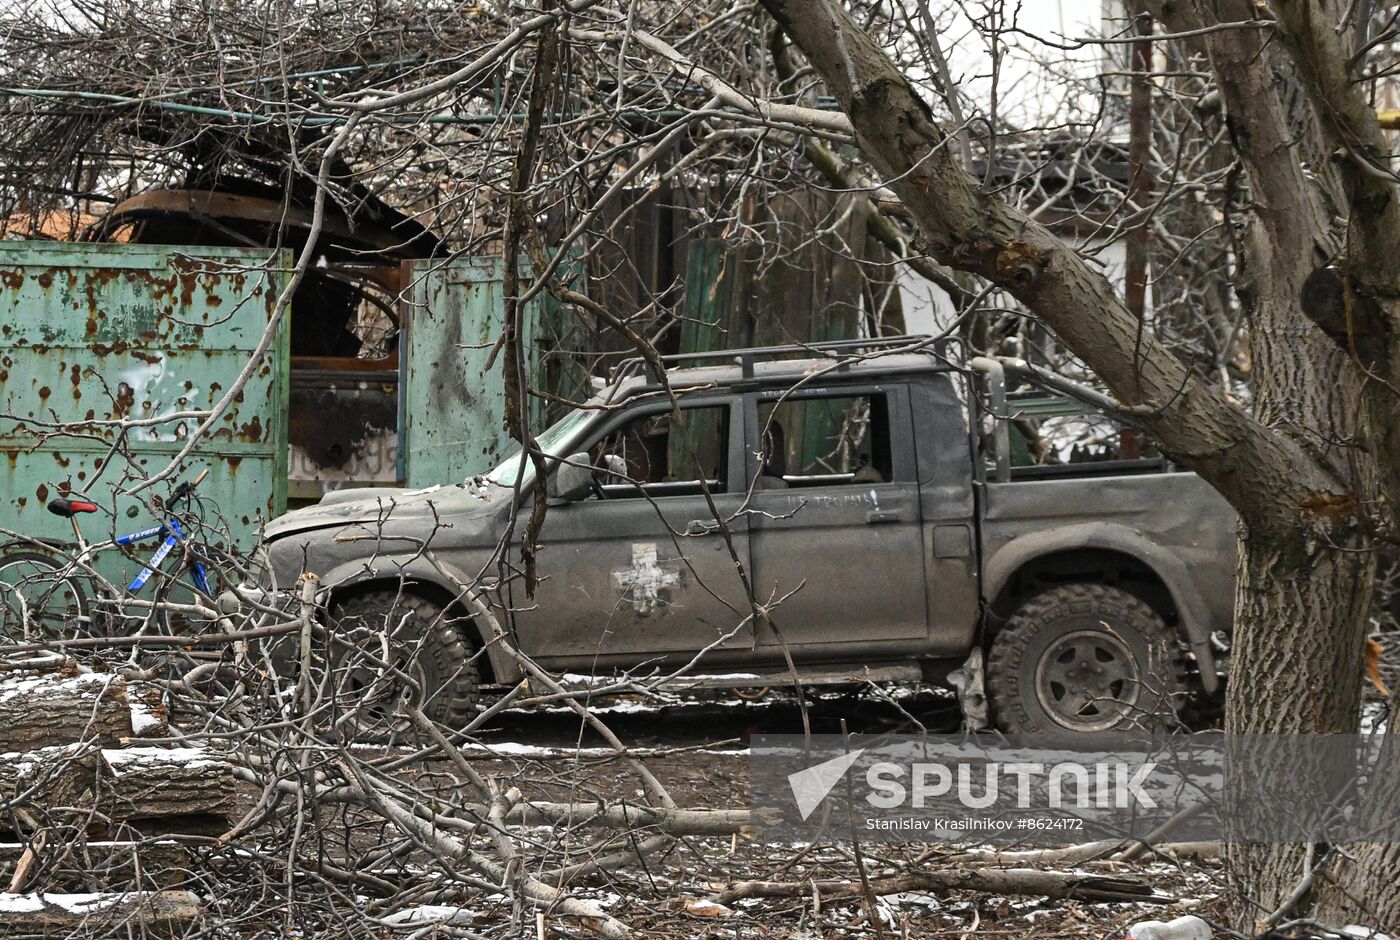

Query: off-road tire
[987,584,1185,735]
[331,591,479,737]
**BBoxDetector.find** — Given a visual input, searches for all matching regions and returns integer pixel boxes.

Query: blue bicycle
[0,469,227,641]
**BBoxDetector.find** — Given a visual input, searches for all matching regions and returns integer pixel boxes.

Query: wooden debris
[101,746,237,824]
[1,744,235,834]
[0,889,199,930]
[0,840,191,891]
[0,672,133,751]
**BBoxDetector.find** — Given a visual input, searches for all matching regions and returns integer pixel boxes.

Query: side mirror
[599,453,627,483]
[550,453,595,503]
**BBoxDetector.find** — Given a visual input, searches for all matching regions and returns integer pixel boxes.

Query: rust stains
[115,382,135,417]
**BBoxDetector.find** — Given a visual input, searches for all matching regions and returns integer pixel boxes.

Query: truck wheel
[331,591,479,738]
[987,584,1184,734]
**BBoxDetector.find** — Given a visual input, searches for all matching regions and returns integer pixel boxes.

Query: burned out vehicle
[261,337,1237,734]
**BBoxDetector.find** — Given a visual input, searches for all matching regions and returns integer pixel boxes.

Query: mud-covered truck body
[263,337,1236,734]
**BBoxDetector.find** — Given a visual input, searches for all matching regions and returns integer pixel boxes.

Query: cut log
[0,673,132,751]
[0,743,102,818]
[2,745,235,832]
[101,747,237,823]
[0,890,199,930]
[0,841,191,891]
[0,654,70,676]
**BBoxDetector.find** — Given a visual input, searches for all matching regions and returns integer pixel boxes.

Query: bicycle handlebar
[168,468,210,505]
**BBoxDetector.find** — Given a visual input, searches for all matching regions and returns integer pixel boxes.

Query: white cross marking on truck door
[612,543,679,615]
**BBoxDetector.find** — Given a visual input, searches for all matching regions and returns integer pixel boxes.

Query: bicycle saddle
[47,497,99,517]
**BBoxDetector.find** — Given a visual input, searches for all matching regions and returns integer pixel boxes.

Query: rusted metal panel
[400,258,546,487]
[0,242,289,580]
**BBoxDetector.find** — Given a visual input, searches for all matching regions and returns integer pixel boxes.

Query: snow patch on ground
[381,905,478,926]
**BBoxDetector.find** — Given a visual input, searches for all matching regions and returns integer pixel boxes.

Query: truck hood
[264,481,504,540]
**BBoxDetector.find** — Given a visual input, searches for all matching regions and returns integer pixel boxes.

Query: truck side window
[591,405,729,498]
[756,393,893,487]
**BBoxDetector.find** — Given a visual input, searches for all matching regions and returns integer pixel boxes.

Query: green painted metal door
[401,258,550,487]
[0,243,289,586]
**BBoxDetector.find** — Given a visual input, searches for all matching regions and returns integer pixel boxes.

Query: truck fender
[315,554,523,684]
[982,522,1220,693]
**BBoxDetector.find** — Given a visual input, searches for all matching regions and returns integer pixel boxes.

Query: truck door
[509,396,755,664]
[745,384,930,655]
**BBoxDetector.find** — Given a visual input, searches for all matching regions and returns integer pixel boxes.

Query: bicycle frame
[115,516,210,595]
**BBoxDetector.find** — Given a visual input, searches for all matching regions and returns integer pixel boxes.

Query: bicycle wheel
[151,542,241,637]
[0,549,94,643]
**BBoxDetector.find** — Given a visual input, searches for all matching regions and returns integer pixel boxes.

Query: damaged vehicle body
[262,337,1237,735]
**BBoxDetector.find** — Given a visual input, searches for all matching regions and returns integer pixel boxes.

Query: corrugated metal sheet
[0,243,289,582]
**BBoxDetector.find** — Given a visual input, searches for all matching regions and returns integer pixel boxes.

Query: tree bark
[0,673,133,751]
[0,840,190,892]
[2,745,236,831]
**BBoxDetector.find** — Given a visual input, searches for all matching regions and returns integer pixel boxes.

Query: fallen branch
[711,867,1170,906]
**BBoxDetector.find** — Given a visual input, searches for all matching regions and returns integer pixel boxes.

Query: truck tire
[330,591,479,738]
[987,584,1184,734]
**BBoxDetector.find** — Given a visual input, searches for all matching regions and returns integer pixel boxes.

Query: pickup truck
[262,336,1237,735]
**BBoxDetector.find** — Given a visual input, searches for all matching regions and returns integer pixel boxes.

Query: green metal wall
[0,243,289,581]
[401,258,555,487]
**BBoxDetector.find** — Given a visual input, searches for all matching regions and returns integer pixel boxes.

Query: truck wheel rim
[343,654,426,737]
[1034,629,1140,732]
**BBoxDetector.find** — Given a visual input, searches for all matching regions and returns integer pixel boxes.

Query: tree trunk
[2,745,236,833]
[0,889,199,930]
[1223,534,1374,927]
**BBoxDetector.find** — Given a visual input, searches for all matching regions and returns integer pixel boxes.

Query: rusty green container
[0,242,289,586]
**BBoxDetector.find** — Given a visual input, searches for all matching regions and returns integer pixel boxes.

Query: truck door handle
[865,510,904,525]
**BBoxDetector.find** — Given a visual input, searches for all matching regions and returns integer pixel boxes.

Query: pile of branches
[0,552,1210,939]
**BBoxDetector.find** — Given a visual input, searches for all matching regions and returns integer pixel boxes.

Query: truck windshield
[485,408,594,487]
